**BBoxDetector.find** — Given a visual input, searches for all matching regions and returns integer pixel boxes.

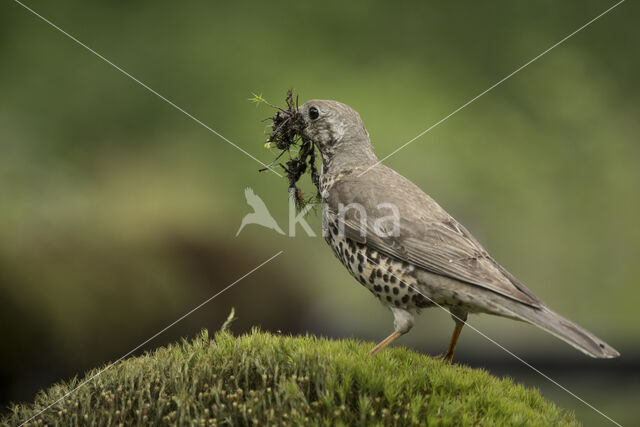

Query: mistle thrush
[298,99,619,362]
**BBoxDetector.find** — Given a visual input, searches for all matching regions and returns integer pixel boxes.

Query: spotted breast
[322,213,434,312]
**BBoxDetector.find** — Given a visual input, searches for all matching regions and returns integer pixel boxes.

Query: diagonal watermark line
[19,250,284,426]
[361,253,621,426]
[359,0,625,177]
[12,0,282,177]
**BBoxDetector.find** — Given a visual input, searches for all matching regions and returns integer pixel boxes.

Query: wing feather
[327,167,542,308]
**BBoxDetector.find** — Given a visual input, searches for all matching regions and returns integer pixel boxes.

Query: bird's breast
[323,215,434,312]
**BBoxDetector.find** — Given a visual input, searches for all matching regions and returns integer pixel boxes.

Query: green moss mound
[5,329,577,426]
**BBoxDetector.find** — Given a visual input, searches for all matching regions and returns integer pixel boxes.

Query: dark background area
[1,1,638,424]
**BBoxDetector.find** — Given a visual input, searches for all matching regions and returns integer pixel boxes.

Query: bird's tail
[497,300,620,359]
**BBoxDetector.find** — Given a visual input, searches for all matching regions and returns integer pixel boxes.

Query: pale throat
[318,139,378,178]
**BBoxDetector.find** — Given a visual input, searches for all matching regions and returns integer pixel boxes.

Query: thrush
[298,99,620,362]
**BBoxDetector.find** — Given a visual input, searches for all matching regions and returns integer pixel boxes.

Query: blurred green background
[1,0,638,424]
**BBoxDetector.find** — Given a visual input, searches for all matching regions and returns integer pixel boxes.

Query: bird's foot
[431,353,454,364]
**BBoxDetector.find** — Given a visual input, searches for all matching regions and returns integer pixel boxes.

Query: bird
[236,187,285,236]
[297,99,620,362]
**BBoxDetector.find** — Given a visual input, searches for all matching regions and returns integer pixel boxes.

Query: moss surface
[4,329,577,426]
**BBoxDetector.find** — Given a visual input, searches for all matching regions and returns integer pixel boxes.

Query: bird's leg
[370,307,414,355]
[443,323,463,363]
[369,331,402,355]
[444,309,468,363]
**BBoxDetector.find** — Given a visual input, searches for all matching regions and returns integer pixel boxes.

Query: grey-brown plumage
[299,99,619,360]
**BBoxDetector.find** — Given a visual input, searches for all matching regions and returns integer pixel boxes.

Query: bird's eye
[309,106,319,120]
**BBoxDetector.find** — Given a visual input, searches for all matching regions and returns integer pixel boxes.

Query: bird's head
[298,100,377,170]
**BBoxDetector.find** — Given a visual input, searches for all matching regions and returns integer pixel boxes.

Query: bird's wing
[327,167,543,308]
[245,187,256,201]
[245,187,267,211]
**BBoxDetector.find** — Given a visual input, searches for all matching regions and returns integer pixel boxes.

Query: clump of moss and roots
[4,329,577,426]
[252,90,321,210]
